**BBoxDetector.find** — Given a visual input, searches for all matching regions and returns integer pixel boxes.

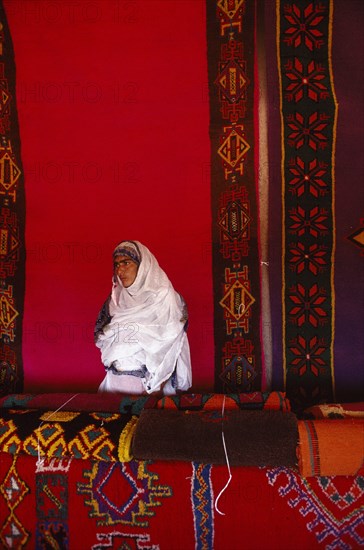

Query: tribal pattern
[78,460,172,527]
[0,2,25,394]
[278,0,337,408]
[0,408,137,462]
[207,0,263,392]
[191,463,214,550]
[0,455,30,548]
[267,467,364,549]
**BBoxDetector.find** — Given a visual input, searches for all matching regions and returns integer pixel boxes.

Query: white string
[214,395,232,516]
[36,393,79,465]
[238,303,245,316]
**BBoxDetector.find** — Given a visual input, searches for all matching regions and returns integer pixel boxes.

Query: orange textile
[297,419,364,477]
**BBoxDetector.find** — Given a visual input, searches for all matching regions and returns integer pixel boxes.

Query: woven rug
[0,408,137,462]
[207,0,263,392]
[297,418,364,477]
[132,408,298,466]
[278,0,337,408]
[1,453,363,549]
[268,0,364,409]
[0,0,25,394]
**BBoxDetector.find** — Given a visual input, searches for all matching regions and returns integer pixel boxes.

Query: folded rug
[0,393,152,415]
[145,391,291,412]
[302,402,364,420]
[0,408,137,462]
[132,409,298,467]
[297,419,364,477]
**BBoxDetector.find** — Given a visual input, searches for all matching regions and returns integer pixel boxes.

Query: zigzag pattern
[191,463,214,550]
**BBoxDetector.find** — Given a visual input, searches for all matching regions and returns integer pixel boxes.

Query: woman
[95,240,192,395]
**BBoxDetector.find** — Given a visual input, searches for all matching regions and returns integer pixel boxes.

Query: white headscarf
[96,241,192,394]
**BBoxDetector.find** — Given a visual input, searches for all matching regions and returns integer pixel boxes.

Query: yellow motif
[0,456,30,548]
[217,0,244,20]
[69,424,115,461]
[40,411,80,422]
[24,422,67,458]
[220,278,255,320]
[218,126,250,169]
[90,412,120,423]
[218,68,247,98]
[0,419,21,452]
[0,142,22,202]
[118,416,138,462]
[0,290,18,329]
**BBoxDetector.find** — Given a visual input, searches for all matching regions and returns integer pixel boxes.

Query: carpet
[297,418,364,477]
[0,0,25,394]
[132,409,298,467]
[206,0,263,392]
[272,0,338,409]
[0,392,152,415]
[0,408,137,462]
[2,452,362,549]
[303,401,364,419]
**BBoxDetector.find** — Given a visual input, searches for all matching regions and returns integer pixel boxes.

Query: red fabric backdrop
[3,0,214,392]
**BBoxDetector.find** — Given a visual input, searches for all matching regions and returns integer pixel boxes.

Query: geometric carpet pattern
[0,0,26,394]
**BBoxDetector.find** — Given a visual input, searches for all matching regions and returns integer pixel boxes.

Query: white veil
[96,241,192,394]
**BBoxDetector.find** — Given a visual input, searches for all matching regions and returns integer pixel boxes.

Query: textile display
[0,0,361,404]
[277,0,337,408]
[0,1,25,394]
[297,418,364,477]
[132,409,298,467]
[206,0,364,408]
[264,0,364,408]
[1,452,363,550]
[206,0,263,393]
[0,408,137,463]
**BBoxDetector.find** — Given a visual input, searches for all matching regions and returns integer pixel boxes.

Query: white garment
[96,241,192,394]
[98,372,145,394]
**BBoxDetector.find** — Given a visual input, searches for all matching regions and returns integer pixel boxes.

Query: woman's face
[114,255,139,288]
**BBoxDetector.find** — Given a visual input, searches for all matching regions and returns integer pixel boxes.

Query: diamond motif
[219,200,251,240]
[218,126,250,168]
[0,149,21,193]
[0,457,30,548]
[216,59,248,103]
[220,354,257,391]
[220,279,255,320]
[78,460,172,527]
[0,460,28,508]
[347,225,364,249]
[0,292,18,329]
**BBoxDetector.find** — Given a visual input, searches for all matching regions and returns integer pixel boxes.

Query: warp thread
[214,395,232,516]
[36,393,79,467]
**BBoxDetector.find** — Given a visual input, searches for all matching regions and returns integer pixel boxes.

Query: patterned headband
[113,242,141,265]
